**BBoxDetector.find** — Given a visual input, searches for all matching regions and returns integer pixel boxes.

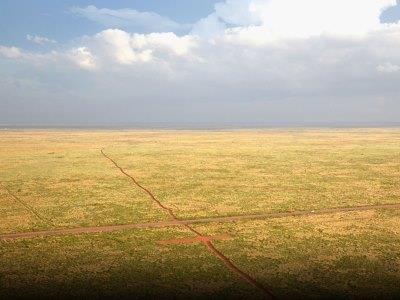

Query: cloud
[256,0,396,37]
[191,13,227,38]
[130,32,196,56]
[68,47,96,70]
[190,0,263,38]
[71,5,190,33]
[377,62,400,73]
[1,0,400,124]
[0,45,95,71]
[94,29,143,65]
[87,29,196,66]
[209,0,398,45]
[0,46,23,59]
[3,1,400,67]
[71,1,398,41]
[1,29,197,70]
[214,0,263,26]
[26,34,57,45]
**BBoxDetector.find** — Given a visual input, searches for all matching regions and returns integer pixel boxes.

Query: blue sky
[1,0,399,47]
[381,0,400,21]
[1,0,398,49]
[1,0,400,125]
[0,0,219,48]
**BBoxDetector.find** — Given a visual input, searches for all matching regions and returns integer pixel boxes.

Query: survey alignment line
[0,182,54,227]
[100,149,275,299]
[2,203,400,240]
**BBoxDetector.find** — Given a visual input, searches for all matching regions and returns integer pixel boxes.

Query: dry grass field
[1,129,399,299]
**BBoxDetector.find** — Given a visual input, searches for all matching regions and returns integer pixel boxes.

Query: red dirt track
[3,150,400,298]
[157,234,232,245]
[100,149,276,299]
[2,202,400,240]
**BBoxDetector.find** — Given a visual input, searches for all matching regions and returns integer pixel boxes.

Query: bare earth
[1,202,400,240]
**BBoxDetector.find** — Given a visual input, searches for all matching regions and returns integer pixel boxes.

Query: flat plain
[1,129,399,299]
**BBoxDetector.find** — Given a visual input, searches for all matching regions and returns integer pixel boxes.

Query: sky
[1,0,400,126]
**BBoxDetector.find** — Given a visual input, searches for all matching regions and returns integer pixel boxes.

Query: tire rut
[100,149,275,299]
[0,182,53,227]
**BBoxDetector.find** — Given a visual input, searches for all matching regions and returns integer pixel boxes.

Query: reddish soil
[3,150,399,298]
[100,149,275,299]
[204,240,275,297]
[157,234,232,245]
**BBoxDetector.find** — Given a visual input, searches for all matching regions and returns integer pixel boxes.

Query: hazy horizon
[1,121,400,130]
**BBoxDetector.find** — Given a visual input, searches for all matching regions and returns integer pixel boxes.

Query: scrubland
[1,129,399,298]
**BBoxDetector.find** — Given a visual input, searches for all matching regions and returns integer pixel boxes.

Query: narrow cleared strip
[100,149,275,299]
[0,182,53,227]
[157,234,232,245]
[0,221,179,240]
[2,203,399,240]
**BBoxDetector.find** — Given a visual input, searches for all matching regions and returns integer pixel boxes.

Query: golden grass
[0,128,399,298]
[1,129,399,231]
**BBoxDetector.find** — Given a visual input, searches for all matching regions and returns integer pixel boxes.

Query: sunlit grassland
[1,210,399,299]
[198,209,400,298]
[0,227,263,299]
[0,128,399,298]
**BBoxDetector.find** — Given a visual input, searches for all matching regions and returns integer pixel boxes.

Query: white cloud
[71,5,189,33]
[90,29,196,65]
[3,1,400,67]
[0,45,96,71]
[377,62,400,73]
[71,1,399,42]
[253,0,396,38]
[68,47,96,70]
[214,0,263,26]
[191,0,398,42]
[191,13,227,38]
[131,32,196,56]
[94,29,141,65]
[0,46,23,59]
[1,29,196,69]
[191,0,263,38]
[2,0,400,123]
[26,34,56,45]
